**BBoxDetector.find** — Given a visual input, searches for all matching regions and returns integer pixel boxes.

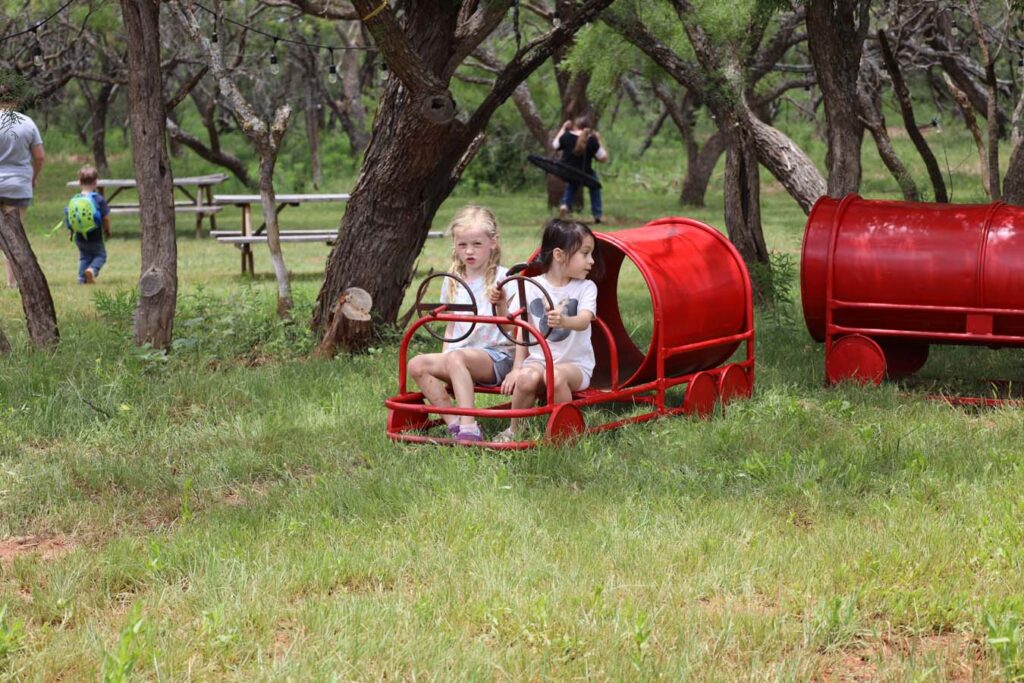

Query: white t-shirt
[441,266,514,354]
[0,111,43,200]
[519,274,598,378]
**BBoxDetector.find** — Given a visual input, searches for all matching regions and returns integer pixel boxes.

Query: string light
[0,0,73,42]
[269,38,280,75]
[552,8,561,28]
[31,25,43,67]
[327,48,337,83]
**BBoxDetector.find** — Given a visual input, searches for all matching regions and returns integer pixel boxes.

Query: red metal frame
[386,219,757,449]
[808,194,1024,405]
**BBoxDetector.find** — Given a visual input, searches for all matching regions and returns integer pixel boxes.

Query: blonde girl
[408,205,514,443]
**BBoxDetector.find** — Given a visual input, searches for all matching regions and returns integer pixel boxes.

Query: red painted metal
[803,195,1024,391]
[386,217,756,448]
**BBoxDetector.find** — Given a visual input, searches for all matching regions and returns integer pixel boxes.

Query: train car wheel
[717,364,752,407]
[826,334,885,386]
[682,372,718,419]
[545,404,586,443]
[879,341,929,378]
[387,406,429,434]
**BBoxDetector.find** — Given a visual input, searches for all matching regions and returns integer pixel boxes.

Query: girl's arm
[551,120,570,150]
[546,304,594,332]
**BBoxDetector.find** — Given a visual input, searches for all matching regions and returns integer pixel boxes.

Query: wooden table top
[213,193,351,205]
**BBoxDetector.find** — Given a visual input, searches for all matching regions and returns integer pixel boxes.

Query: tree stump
[313,287,373,358]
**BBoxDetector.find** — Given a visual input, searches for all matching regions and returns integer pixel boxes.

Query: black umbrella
[527,155,602,189]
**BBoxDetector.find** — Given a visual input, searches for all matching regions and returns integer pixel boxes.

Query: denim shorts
[481,347,514,386]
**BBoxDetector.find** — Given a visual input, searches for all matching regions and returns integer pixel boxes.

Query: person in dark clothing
[552,115,609,223]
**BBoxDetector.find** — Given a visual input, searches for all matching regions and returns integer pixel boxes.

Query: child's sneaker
[84,268,95,284]
[493,428,516,443]
[456,424,483,443]
[447,423,461,438]
[558,205,569,219]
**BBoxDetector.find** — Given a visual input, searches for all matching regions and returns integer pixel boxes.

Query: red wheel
[717,364,752,406]
[387,406,429,434]
[682,372,718,419]
[545,404,585,443]
[826,334,885,386]
[879,341,929,378]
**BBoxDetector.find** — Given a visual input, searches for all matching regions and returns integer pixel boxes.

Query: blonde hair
[446,205,501,300]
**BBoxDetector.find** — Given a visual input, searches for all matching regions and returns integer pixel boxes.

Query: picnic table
[67,173,228,236]
[212,193,351,275]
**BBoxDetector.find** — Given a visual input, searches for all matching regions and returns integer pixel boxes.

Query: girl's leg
[408,353,457,426]
[550,364,585,404]
[444,349,496,426]
[508,364,544,435]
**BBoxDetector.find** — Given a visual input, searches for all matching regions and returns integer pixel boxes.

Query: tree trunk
[943,73,989,196]
[877,30,948,203]
[1003,141,1024,205]
[313,287,373,358]
[313,83,472,332]
[722,122,768,268]
[747,114,826,213]
[681,131,725,207]
[121,0,178,349]
[511,82,550,150]
[858,63,919,201]
[0,321,10,355]
[305,84,323,189]
[806,0,869,197]
[0,207,59,349]
[90,82,115,175]
[258,154,293,318]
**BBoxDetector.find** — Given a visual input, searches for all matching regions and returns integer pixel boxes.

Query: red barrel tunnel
[802,195,1024,345]
[588,217,753,389]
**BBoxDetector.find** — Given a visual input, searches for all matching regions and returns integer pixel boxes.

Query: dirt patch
[0,535,77,564]
[819,632,989,682]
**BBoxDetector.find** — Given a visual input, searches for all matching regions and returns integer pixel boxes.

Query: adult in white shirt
[0,105,45,288]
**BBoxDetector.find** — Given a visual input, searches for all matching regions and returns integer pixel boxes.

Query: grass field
[2,121,1024,680]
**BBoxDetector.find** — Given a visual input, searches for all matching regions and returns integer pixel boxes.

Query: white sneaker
[493,428,516,443]
[84,268,96,284]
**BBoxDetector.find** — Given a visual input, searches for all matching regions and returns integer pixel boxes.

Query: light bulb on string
[212,29,218,44]
[31,24,43,67]
[269,39,280,75]
[327,48,337,84]
[950,24,958,37]
[552,8,561,28]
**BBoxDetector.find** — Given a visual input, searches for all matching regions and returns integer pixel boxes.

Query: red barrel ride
[802,194,1024,390]
[387,217,755,448]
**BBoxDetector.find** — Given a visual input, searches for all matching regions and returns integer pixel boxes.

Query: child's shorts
[480,347,514,386]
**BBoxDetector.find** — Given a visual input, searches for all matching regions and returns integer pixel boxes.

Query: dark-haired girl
[496,219,603,442]
[552,115,608,224]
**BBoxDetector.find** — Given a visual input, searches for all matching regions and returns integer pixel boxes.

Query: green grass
[1,122,1023,679]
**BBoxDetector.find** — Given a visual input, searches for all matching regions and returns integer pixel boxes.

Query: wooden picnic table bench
[212,193,351,275]
[67,173,228,236]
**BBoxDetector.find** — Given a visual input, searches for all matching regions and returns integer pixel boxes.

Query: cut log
[313,287,373,358]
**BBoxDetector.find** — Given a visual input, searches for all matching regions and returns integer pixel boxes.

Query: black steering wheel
[413,272,478,344]
[493,271,556,347]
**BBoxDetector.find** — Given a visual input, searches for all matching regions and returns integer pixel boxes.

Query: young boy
[68,165,111,284]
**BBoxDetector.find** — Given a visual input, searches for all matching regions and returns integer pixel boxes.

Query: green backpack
[52,193,101,237]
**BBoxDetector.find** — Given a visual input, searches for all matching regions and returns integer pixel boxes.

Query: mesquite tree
[173,1,295,318]
[308,0,616,339]
[120,0,179,349]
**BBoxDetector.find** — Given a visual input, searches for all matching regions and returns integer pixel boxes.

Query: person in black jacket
[552,115,608,224]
